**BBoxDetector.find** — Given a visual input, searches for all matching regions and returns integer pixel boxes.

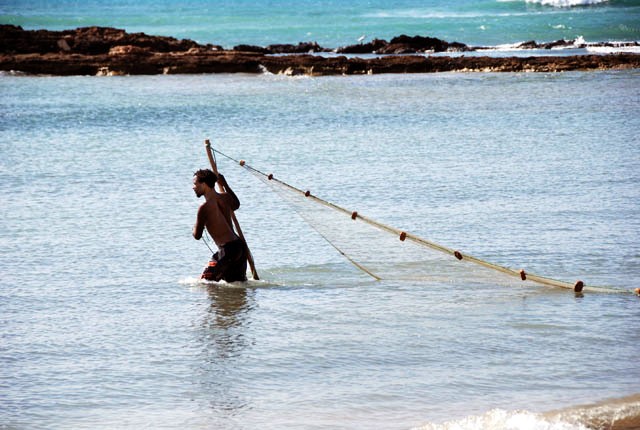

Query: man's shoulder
[198,199,216,213]
[201,195,228,209]
[219,191,240,210]
[219,192,235,203]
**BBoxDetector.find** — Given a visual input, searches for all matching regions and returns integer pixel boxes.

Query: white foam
[0,70,29,77]
[524,0,609,7]
[258,64,274,75]
[178,276,206,286]
[490,42,529,51]
[587,45,640,53]
[178,276,284,289]
[574,36,586,46]
[363,10,532,19]
[413,409,589,430]
[478,36,640,55]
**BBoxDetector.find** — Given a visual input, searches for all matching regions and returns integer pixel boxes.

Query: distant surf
[524,0,609,7]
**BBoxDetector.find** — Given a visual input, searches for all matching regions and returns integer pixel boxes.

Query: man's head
[193,169,218,197]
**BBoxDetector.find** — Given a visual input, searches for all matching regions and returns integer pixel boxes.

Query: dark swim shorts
[201,239,248,282]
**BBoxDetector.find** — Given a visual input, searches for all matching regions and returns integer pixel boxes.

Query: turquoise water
[1,0,640,47]
[1,70,639,429]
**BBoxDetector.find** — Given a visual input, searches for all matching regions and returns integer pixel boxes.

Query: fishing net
[213,149,586,291]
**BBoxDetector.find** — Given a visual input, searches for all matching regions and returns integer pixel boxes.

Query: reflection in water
[203,285,254,332]
[194,284,256,417]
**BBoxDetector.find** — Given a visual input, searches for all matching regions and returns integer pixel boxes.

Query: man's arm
[217,174,240,211]
[193,205,205,240]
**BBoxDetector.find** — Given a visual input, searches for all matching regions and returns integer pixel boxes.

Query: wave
[364,0,614,20]
[0,70,29,77]
[524,0,609,6]
[414,409,589,430]
[364,10,535,19]
[413,394,640,430]
[587,44,640,53]
[478,36,640,54]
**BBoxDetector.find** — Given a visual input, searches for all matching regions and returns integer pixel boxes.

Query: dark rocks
[336,39,388,54]
[337,35,471,54]
[232,44,270,54]
[1,25,639,76]
[1,25,64,54]
[233,42,328,54]
[267,42,328,54]
[378,35,470,54]
[108,45,152,56]
[0,25,202,55]
[227,54,640,76]
[3,49,639,76]
[517,40,540,50]
[516,39,578,50]
[514,39,638,50]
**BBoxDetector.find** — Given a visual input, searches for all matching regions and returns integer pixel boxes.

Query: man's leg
[212,240,247,282]
[223,241,247,282]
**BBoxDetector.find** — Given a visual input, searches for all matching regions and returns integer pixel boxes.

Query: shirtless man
[192,169,247,282]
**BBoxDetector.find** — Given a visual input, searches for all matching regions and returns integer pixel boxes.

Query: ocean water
[2,69,640,429]
[2,1,640,428]
[1,0,640,48]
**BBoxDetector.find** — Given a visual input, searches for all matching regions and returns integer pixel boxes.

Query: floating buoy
[305,190,311,197]
[574,280,584,293]
[454,251,463,260]
[268,173,273,180]
[399,232,407,241]
[634,288,640,296]
[239,159,245,166]
[520,269,527,281]
[351,211,358,220]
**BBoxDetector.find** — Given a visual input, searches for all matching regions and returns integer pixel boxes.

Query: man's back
[196,195,239,247]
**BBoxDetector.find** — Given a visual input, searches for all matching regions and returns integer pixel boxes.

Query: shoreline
[2,25,639,76]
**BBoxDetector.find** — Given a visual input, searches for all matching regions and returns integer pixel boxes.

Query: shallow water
[1,70,639,429]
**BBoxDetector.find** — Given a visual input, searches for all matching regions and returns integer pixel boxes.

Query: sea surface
[2,69,640,429]
[1,0,640,49]
[2,1,640,430]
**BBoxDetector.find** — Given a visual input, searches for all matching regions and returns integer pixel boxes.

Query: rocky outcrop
[374,35,469,54]
[260,54,640,76]
[233,42,328,54]
[0,25,221,55]
[515,38,639,50]
[1,25,639,76]
[336,39,388,54]
[337,35,470,54]
[267,42,328,54]
[4,50,638,77]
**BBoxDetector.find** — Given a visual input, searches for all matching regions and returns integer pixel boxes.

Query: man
[192,169,247,282]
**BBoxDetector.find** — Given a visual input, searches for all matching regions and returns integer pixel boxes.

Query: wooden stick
[204,139,259,280]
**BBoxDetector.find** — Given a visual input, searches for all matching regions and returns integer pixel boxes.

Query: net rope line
[292,208,382,281]
[213,149,617,293]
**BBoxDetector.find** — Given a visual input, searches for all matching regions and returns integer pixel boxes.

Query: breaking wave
[524,0,609,7]
[414,409,589,430]
[413,394,640,430]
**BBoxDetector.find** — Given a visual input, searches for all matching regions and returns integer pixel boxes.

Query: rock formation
[1,25,638,76]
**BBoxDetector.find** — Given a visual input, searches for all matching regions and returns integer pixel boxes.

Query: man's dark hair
[194,169,218,188]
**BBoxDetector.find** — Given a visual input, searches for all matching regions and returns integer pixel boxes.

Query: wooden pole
[204,139,259,280]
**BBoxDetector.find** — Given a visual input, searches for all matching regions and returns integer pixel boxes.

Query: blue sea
[2,1,640,430]
[1,0,640,49]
